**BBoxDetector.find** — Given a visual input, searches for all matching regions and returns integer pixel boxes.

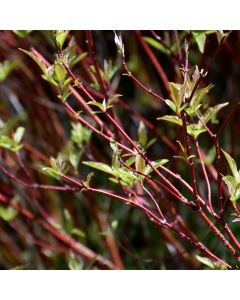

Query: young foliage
[0,59,19,82]
[14,30,32,38]
[196,255,227,270]
[103,59,120,82]
[222,150,240,202]
[114,32,125,57]
[191,31,216,53]
[64,209,85,238]
[54,30,69,50]
[1,30,238,270]
[0,205,18,222]
[0,196,19,222]
[157,71,228,140]
[83,136,168,187]
[19,49,47,74]
[67,252,84,270]
[143,36,170,55]
[88,94,122,112]
[216,30,231,45]
[41,153,69,180]
[68,127,89,169]
[0,127,25,152]
[20,48,72,102]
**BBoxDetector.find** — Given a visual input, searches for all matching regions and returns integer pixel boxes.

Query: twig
[180,39,201,211]
[134,30,170,95]
[0,193,115,269]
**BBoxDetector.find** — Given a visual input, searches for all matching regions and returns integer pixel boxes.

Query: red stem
[0,193,115,269]
[134,30,170,95]
[195,140,214,214]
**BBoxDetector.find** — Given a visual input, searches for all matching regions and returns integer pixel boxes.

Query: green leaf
[71,228,86,238]
[64,209,74,233]
[157,115,182,126]
[41,65,58,86]
[55,30,69,49]
[49,157,58,171]
[187,124,206,139]
[196,255,215,269]
[19,49,47,74]
[59,77,72,102]
[107,94,122,106]
[111,220,118,231]
[103,59,120,81]
[83,161,114,175]
[124,156,136,166]
[0,136,12,150]
[69,144,82,170]
[0,205,18,222]
[87,101,104,111]
[89,96,120,112]
[190,84,214,110]
[222,149,240,182]
[0,60,19,82]
[203,147,216,165]
[0,135,22,152]
[138,121,148,147]
[192,31,206,53]
[169,82,183,113]
[222,175,235,195]
[191,65,201,87]
[109,177,126,185]
[41,167,60,180]
[54,61,67,83]
[232,216,240,223]
[114,32,125,57]
[135,154,146,173]
[185,105,201,117]
[143,159,169,176]
[67,252,83,270]
[143,36,170,55]
[83,172,94,188]
[194,30,216,35]
[176,140,186,156]
[112,148,121,170]
[165,99,177,113]
[56,153,68,173]
[145,138,157,150]
[42,154,68,178]
[90,82,100,91]
[203,102,229,124]
[71,52,88,67]
[109,172,136,187]
[174,155,189,163]
[109,138,118,152]
[117,168,137,186]
[13,127,25,144]
[216,30,231,45]
[222,175,240,202]
[13,30,32,38]
[230,189,240,202]
[71,123,91,145]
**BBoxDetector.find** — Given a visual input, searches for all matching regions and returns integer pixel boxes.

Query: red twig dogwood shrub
[0,30,239,269]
